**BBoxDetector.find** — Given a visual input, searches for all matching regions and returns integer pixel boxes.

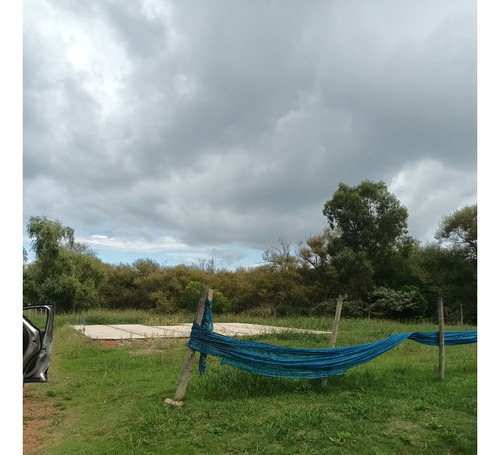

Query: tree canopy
[24,216,105,311]
[322,180,413,299]
[435,204,477,258]
[323,180,409,256]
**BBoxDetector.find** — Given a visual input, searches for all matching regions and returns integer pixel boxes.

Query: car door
[23,305,54,383]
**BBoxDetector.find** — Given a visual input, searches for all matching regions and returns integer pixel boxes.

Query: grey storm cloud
[23,0,476,267]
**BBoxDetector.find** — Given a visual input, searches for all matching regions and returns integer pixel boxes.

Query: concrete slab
[72,323,330,340]
[72,324,148,339]
[209,323,330,337]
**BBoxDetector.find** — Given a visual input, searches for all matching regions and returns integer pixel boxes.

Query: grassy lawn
[23,312,477,454]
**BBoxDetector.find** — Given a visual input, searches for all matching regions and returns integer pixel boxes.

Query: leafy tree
[298,229,337,271]
[323,180,409,260]
[410,244,477,323]
[323,180,413,297]
[435,204,477,258]
[23,261,40,306]
[26,216,75,277]
[416,204,477,323]
[24,216,106,311]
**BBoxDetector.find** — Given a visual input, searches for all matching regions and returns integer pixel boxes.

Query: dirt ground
[23,384,57,453]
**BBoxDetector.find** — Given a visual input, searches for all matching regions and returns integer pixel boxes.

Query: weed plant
[24,312,476,454]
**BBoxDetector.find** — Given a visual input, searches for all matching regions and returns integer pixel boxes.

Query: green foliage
[224,265,276,313]
[131,259,172,311]
[297,228,339,303]
[262,238,311,315]
[435,204,477,258]
[369,286,427,321]
[24,217,106,312]
[323,180,409,258]
[26,216,75,268]
[99,263,139,310]
[322,180,415,301]
[178,281,204,312]
[213,289,231,314]
[329,247,374,301]
[409,244,476,323]
[98,262,210,313]
[30,250,106,312]
[178,281,231,314]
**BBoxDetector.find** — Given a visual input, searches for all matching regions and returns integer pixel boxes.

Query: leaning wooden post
[321,295,344,387]
[438,297,445,380]
[165,286,213,406]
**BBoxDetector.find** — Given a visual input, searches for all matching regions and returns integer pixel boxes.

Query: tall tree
[323,180,409,259]
[24,216,106,311]
[27,216,75,277]
[435,204,477,258]
[323,180,411,293]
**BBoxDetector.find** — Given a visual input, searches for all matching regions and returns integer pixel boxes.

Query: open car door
[23,305,54,383]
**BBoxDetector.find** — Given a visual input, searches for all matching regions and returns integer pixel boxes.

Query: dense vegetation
[23,180,477,324]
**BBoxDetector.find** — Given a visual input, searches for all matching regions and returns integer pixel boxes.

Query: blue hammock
[189,300,477,379]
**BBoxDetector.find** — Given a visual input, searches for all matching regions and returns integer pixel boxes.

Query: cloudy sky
[22,0,477,269]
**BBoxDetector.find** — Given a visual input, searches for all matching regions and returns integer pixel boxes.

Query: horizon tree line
[23,180,477,323]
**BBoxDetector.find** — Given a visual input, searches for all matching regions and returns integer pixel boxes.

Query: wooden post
[460,303,464,325]
[165,286,213,406]
[321,295,344,387]
[438,297,445,380]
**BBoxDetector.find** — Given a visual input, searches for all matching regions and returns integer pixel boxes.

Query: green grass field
[24,311,477,454]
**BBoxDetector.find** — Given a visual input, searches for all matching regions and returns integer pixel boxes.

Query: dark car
[23,305,54,383]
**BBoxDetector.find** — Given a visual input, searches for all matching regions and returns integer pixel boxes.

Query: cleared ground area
[72,323,330,340]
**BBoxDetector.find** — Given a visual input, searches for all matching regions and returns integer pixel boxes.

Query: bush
[177,281,204,312]
[369,286,427,321]
[177,281,231,314]
[212,289,231,314]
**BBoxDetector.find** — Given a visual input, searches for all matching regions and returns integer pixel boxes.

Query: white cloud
[84,233,188,253]
[389,158,476,242]
[23,0,477,268]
